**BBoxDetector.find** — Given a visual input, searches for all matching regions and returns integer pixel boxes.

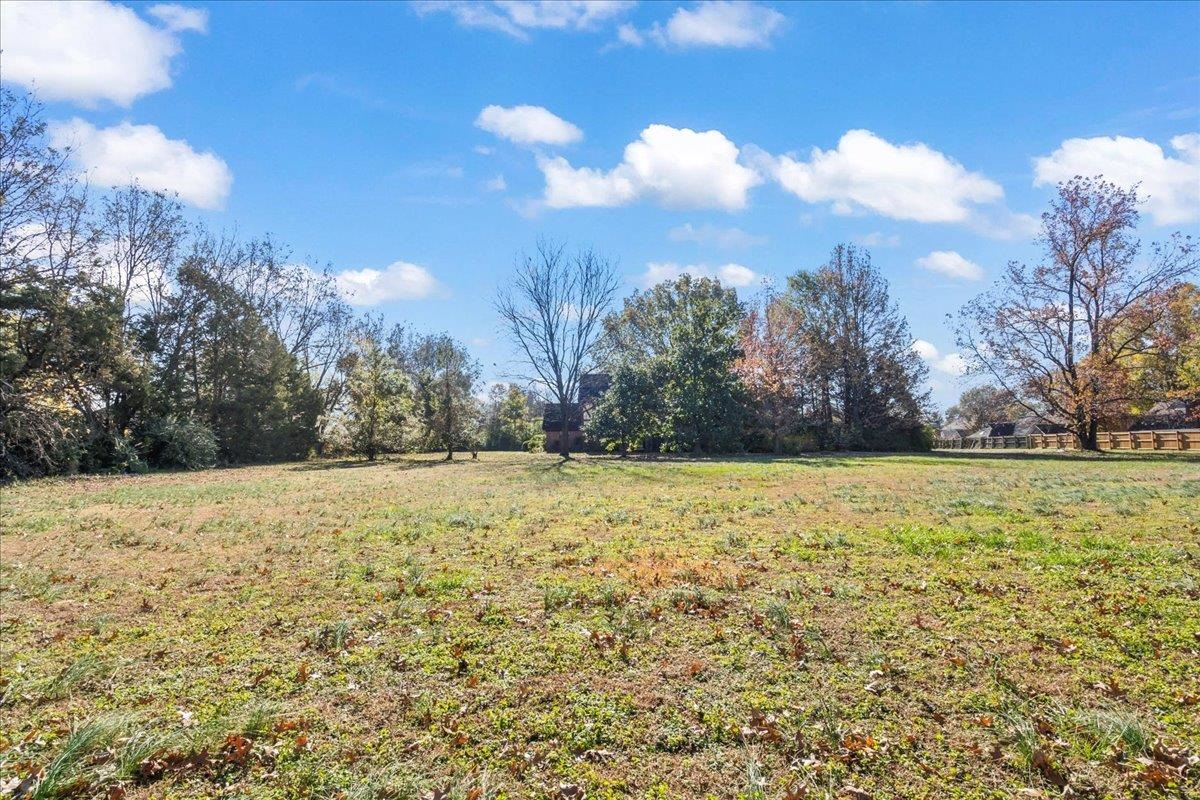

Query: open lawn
[2,452,1198,799]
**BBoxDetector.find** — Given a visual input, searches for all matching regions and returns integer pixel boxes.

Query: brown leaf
[1030,748,1068,788]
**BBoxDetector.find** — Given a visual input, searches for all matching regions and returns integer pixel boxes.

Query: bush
[524,431,546,453]
[78,431,147,475]
[780,432,819,454]
[137,417,218,470]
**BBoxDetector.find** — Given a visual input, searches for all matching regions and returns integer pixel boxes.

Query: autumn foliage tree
[735,294,806,452]
[956,177,1198,450]
[787,245,930,449]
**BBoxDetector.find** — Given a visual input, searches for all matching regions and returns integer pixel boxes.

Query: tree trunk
[1080,418,1100,451]
[559,399,571,459]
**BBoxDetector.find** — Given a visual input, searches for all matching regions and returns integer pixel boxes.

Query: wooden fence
[935,429,1199,452]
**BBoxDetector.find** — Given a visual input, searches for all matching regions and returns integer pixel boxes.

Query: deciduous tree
[736,294,806,453]
[496,240,618,458]
[956,178,1197,449]
[944,385,1023,432]
[786,245,929,449]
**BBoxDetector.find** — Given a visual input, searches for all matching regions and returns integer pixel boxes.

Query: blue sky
[3,0,1198,410]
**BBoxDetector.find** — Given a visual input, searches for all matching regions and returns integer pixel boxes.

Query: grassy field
[2,451,1198,800]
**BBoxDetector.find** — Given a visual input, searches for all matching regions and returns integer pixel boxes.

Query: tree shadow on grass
[288,455,469,472]
[288,459,385,472]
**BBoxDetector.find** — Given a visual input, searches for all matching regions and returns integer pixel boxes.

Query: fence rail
[935,429,1199,451]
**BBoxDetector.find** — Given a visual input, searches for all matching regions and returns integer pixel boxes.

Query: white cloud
[668,222,766,248]
[475,104,583,146]
[415,1,633,40]
[912,339,968,376]
[755,129,1004,223]
[335,261,444,306]
[616,22,644,46]
[48,118,232,210]
[147,3,207,32]
[485,174,507,192]
[937,353,968,376]
[653,1,785,48]
[540,124,761,211]
[854,231,900,248]
[636,261,761,288]
[474,145,495,156]
[916,250,984,281]
[0,0,206,107]
[1032,133,1200,226]
[911,339,939,361]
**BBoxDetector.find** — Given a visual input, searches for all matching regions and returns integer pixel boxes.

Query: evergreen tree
[584,361,660,455]
[343,319,407,461]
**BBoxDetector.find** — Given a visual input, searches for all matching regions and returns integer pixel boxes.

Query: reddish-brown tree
[735,294,806,453]
[956,177,1197,450]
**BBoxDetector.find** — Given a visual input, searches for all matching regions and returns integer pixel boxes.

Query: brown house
[541,372,610,452]
[542,403,585,452]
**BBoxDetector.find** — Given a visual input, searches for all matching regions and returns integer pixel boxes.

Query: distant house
[966,411,1070,440]
[939,419,971,440]
[578,372,611,406]
[1133,398,1196,430]
[541,372,610,452]
[542,403,585,452]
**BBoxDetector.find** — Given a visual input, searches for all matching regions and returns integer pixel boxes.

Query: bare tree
[495,240,619,458]
[956,177,1197,450]
[97,183,186,324]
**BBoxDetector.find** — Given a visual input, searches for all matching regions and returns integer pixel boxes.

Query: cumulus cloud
[540,124,761,211]
[1033,133,1200,226]
[485,174,507,192]
[912,339,968,376]
[652,1,785,48]
[911,339,939,361]
[916,250,984,281]
[48,119,232,210]
[754,129,1004,223]
[668,222,766,248]
[147,3,207,32]
[636,261,761,288]
[335,261,444,306]
[475,105,583,146]
[0,0,206,107]
[415,1,633,40]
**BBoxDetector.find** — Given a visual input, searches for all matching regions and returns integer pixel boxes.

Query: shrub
[137,416,218,470]
[524,431,546,453]
[78,431,147,474]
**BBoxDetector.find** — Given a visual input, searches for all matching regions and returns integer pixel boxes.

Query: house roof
[542,403,583,432]
[579,372,611,390]
[578,372,611,406]
[967,413,1070,438]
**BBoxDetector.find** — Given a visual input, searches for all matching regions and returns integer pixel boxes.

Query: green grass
[1,451,1198,799]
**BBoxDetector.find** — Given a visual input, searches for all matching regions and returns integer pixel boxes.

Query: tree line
[498,241,933,457]
[3,87,1196,478]
[492,188,1195,457]
[1,90,532,478]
